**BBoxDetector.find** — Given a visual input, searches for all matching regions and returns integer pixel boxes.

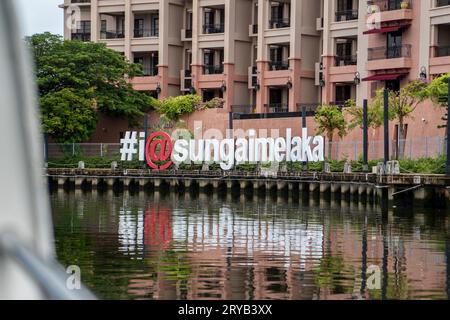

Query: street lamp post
[384,89,389,165]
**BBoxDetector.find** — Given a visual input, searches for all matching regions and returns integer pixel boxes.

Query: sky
[16,0,63,37]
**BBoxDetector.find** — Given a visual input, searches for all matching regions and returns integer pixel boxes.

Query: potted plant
[401,1,409,9]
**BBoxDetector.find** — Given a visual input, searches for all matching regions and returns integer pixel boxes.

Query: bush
[155,94,201,122]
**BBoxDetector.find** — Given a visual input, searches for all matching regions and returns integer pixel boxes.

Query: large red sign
[145,131,173,170]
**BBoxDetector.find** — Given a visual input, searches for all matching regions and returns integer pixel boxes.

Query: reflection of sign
[120,128,325,171]
[145,132,173,170]
[144,206,172,248]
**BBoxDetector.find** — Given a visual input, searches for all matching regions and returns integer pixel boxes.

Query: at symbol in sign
[145,131,173,170]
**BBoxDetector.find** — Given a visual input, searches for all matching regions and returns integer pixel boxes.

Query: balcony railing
[370,0,412,11]
[71,32,90,42]
[133,28,159,38]
[184,69,192,77]
[185,29,192,38]
[231,105,254,114]
[252,24,258,34]
[203,24,225,34]
[296,103,321,113]
[100,30,125,39]
[71,0,90,3]
[203,65,224,75]
[265,103,289,113]
[335,54,357,66]
[269,60,289,71]
[437,0,450,7]
[436,45,450,57]
[368,44,412,60]
[335,9,359,22]
[269,18,290,29]
[140,66,158,77]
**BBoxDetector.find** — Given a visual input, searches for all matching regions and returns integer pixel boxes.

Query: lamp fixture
[419,66,427,81]
[354,72,361,85]
[287,78,293,90]
[156,83,162,95]
[221,81,227,93]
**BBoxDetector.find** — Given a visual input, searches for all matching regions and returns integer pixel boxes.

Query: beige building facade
[62,0,450,159]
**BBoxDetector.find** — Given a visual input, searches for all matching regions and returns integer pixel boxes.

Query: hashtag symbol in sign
[120,131,138,161]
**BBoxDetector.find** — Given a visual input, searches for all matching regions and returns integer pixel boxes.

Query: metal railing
[141,66,158,77]
[0,233,95,300]
[48,143,121,159]
[46,137,446,162]
[133,28,159,38]
[335,54,357,66]
[231,105,255,114]
[370,0,412,11]
[71,32,91,42]
[203,65,224,75]
[100,30,125,39]
[335,9,358,22]
[436,45,450,57]
[329,136,445,161]
[264,103,289,113]
[269,18,290,29]
[437,0,450,7]
[269,60,289,71]
[368,44,412,60]
[203,23,225,34]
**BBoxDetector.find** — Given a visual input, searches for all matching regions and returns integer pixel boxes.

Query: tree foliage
[27,32,158,142]
[314,105,347,159]
[427,73,449,107]
[344,99,383,130]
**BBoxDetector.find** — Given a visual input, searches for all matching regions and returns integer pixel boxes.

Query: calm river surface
[51,190,450,300]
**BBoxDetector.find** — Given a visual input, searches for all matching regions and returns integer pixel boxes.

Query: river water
[50,190,450,300]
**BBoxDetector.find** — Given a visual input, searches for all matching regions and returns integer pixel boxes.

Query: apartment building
[62,0,322,112]
[320,0,450,108]
[62,0,450,150]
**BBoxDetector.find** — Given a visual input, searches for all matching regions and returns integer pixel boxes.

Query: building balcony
[265,103,289,113]
[366,45,412,71]
[133,28,159,38]
[269,18,290,29]
[249,24,258,37]
[71,32,90,42]
[71,0,90,3]
[202,24,225,34]
[141,66,158,77]
[181,29,192,41]
[430,45,450,75]
[100,30,125,40]
[436,0,450,6]
[368,44,411,60]
[231,105,254,114]
[368,0,413,23]
[180,69,193,91]
[268,60,289,71]
[335,55,357,67]
[203,65,224,75]
[335,9,358,22]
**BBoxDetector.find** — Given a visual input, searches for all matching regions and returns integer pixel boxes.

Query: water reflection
[51,190,450,300]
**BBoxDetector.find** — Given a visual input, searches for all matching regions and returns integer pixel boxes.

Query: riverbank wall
[46,168,450,208]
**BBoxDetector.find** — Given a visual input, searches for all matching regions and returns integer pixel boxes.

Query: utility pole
[363,99,369,172]
[446,80,450,175]
[384,89,389,165]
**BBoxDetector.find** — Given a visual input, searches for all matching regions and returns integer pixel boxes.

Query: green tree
[372,81,428,159]
[427,73,449,107]
[427,73,449,129]
[314,105,347,159]
[40,88,98,143]
[345,99,383,130]
[27,32,158,142]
